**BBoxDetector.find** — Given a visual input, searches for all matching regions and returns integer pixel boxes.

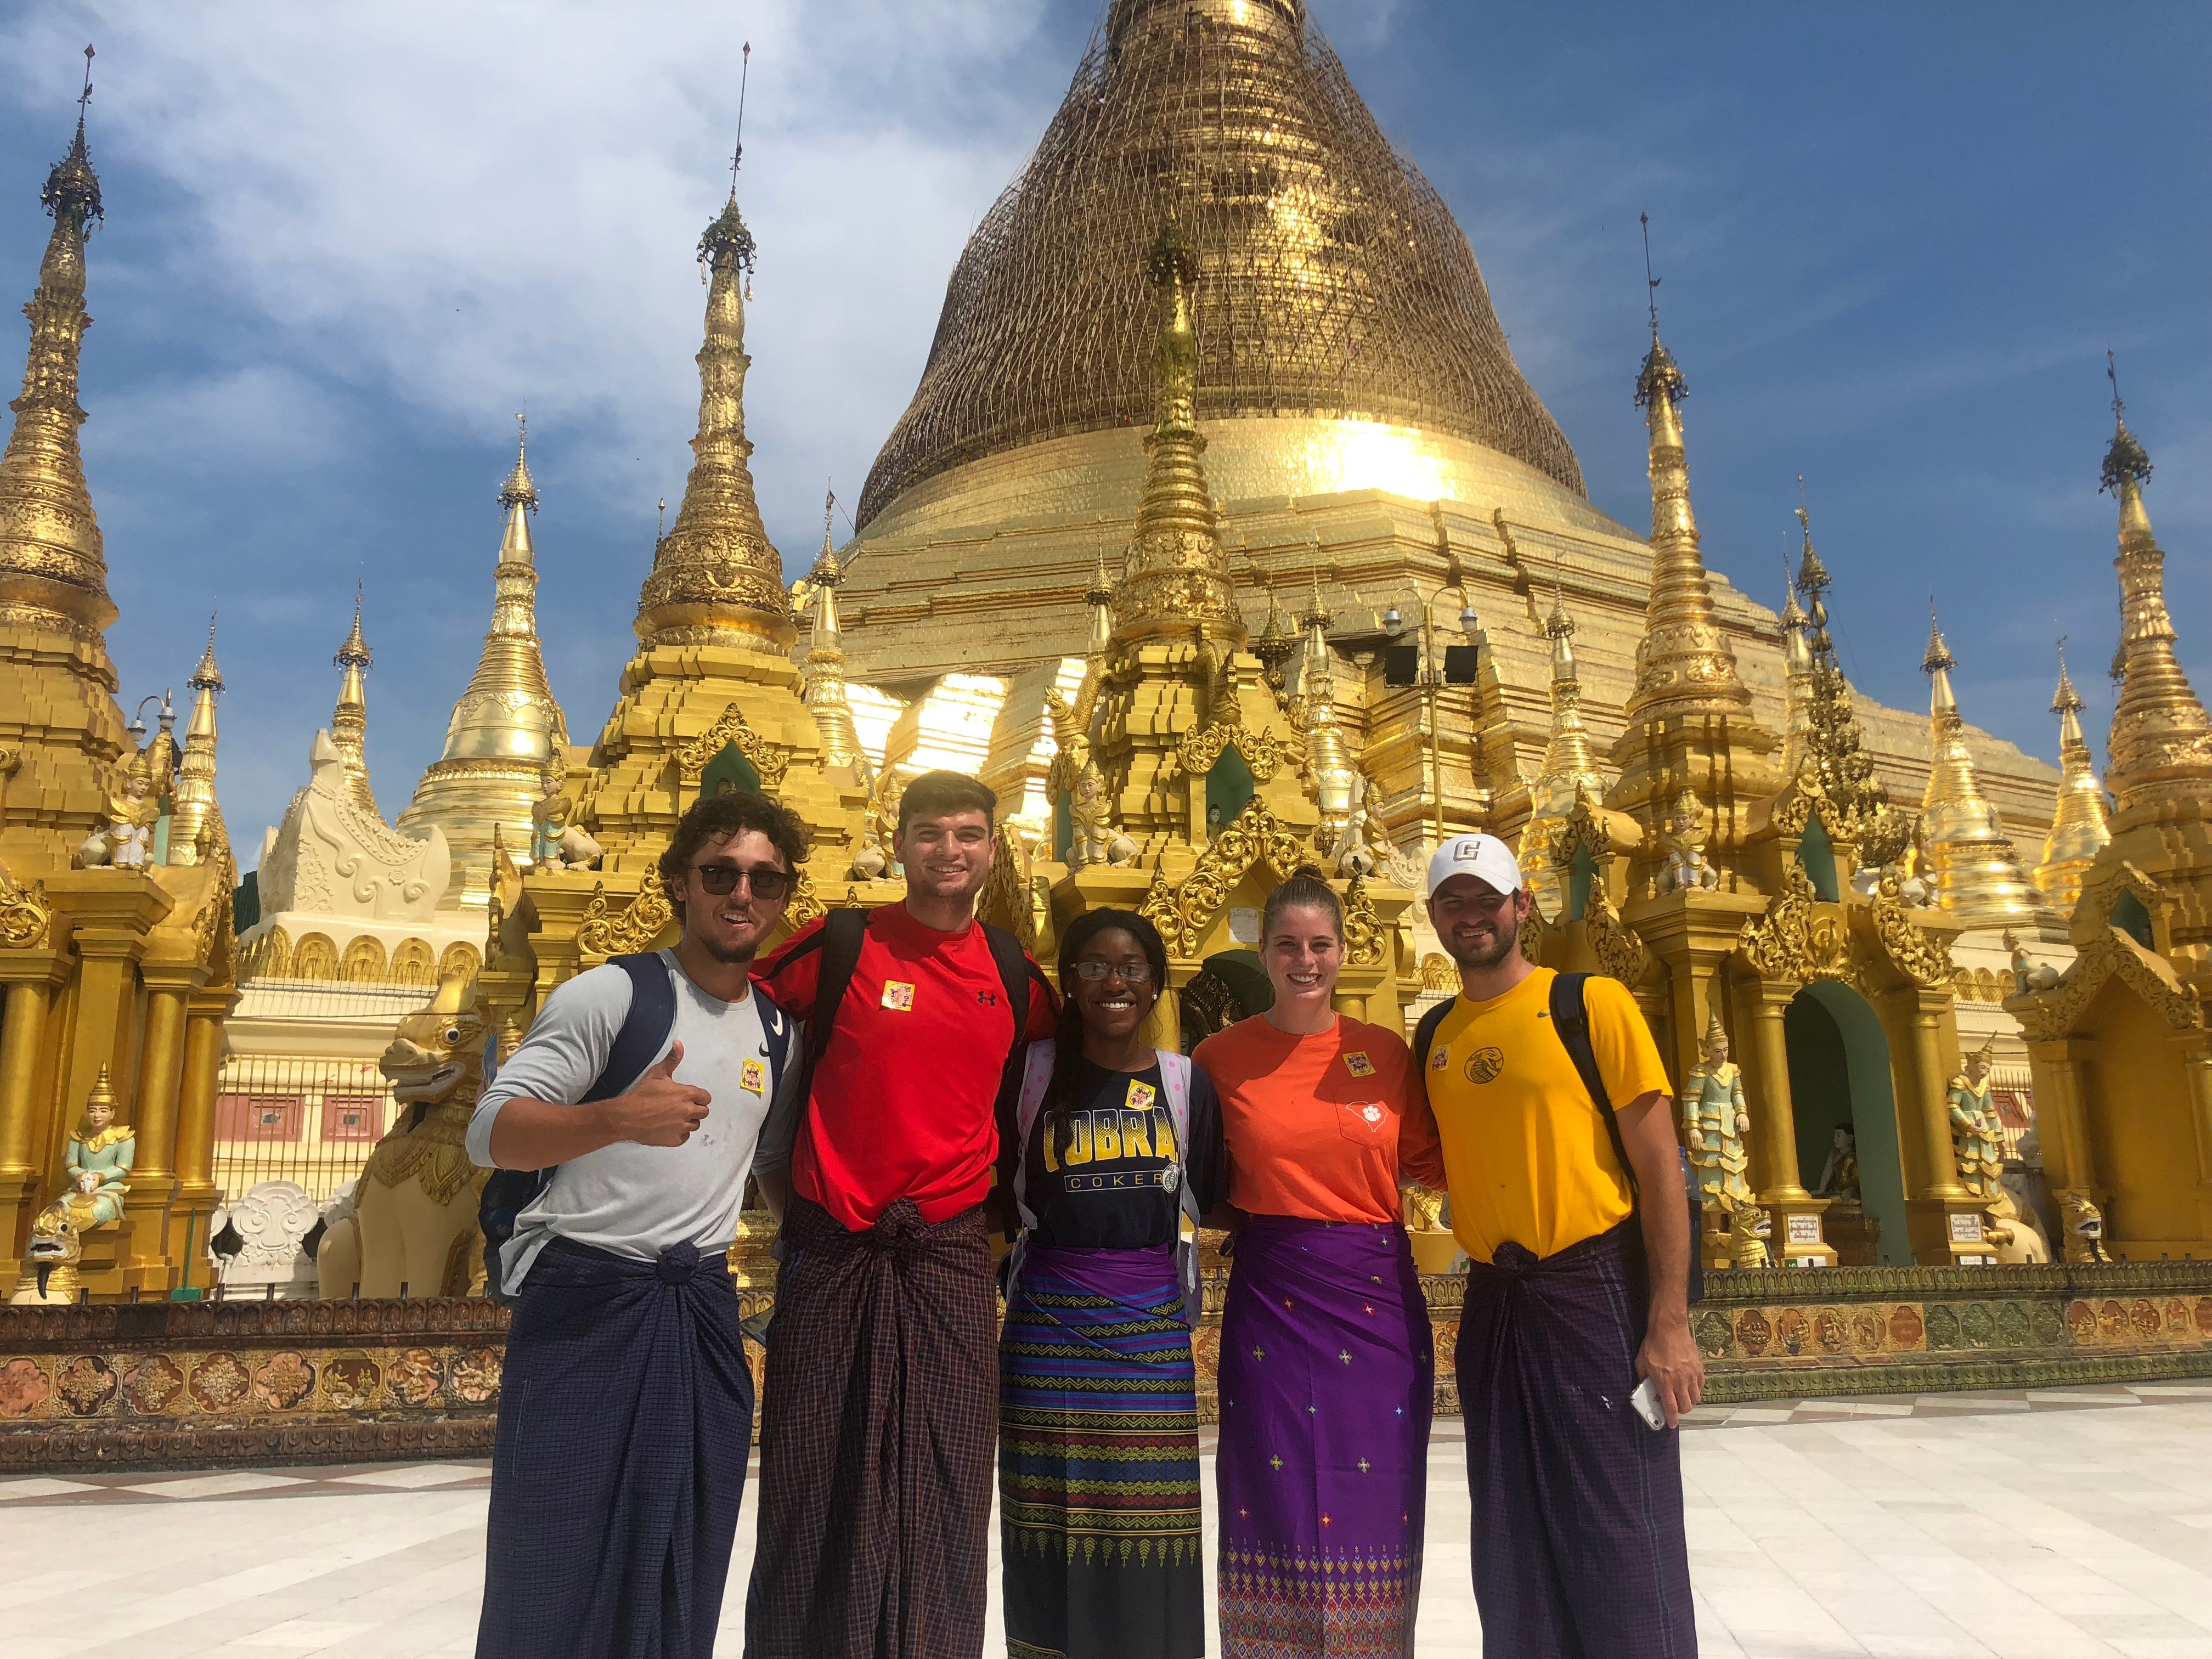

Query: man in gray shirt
[470,789,804,1659]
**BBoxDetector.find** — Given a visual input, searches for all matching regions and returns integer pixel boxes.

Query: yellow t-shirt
[1422,967,1673,1265]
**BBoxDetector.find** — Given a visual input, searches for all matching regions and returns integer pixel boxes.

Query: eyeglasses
[691,863,794,902]
[1070,959,1155,984]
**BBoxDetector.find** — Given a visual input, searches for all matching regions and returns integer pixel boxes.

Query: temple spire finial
[499,411,537,511]
[1110,218,1238,645]
[329,584,377,813]
[1917,602,2052,926]
[2037,634,2111,916]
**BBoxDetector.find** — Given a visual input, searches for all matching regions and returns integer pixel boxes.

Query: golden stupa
[830,0,2061,872]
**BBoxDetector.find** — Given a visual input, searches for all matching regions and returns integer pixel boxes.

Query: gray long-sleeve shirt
[466,950,773,1294]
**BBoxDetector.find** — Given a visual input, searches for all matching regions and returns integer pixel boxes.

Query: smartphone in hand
[1630,1378,1667,1431]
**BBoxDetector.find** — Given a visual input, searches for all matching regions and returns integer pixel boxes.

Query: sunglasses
[691,863,794,902]
[1070,958,1155,984]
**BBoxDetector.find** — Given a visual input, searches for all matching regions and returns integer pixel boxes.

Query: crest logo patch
[1125,1080,1158,1112]
[1464,1047,1505,1085]
[882,981,916,1012]
[1344,1051,1375,1078]
[739,1057,766,1096]
[1430,1046,1450,1072]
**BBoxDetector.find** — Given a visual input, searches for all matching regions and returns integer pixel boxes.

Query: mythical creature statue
[1330,772,1380,879]
[1655,789,1720,895]
[1946,1040,2004,1200]
[1729,1206,1773,1269]
[324,972,489,1297]
[1681,1013,1752,1212]
[531,783,602,872]
[7,1201,83,1305]
[2059,1190,2108,1263]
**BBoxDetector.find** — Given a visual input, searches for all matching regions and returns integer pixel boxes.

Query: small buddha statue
[1814,1122,1861,1201]
[1681,1013,1752,1213]
[61,1066,134,1229]
[1656,789,1720,895]
[1948,1041,2004,1199]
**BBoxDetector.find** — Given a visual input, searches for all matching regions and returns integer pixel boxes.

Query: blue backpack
[477,951,794,1302]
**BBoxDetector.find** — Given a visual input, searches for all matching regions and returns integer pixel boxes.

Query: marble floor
[4,1382,2210,1657]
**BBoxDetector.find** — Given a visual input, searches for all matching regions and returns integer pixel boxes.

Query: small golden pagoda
[0,68,238,1296]
[1516,581,1607,921]
[1916,606,2059,932]
[2008,377,2212,1260]
[2034,645,2111,918]
[395,421,573,912]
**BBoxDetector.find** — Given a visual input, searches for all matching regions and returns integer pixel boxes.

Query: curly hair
[657,791,808,915]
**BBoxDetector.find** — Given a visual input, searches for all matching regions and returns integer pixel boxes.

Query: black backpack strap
[980,922,1042,1048]
[1413,997,1453,1076]
[1549,970,1634,1203]
[806,907,873,1066]
[582,952,680,1102]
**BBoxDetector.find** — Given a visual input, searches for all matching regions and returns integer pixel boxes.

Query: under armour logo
[977,991,1001,1007]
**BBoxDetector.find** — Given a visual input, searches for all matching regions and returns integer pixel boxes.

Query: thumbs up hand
[608,1040,713,1147]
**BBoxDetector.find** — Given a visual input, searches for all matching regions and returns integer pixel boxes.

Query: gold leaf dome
[855,0,1583,530]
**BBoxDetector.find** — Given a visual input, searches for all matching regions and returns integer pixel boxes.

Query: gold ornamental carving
[674,703,791,792]
[1172,719,1297,786]
[1737,863,1848,987]
[1341,872,1387,969]
[575,881,674,959]
[2006,926,2202,1044]
[1138,797,1307,957]
[1585,884,1654,988]
[1867,870,1953,990]
[785,867,826,933]
[0,866,50,947]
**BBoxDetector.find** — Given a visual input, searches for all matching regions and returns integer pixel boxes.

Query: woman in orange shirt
[1193,866,1446,1658]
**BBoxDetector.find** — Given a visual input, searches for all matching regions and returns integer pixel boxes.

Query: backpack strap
[1008,1040,1057,1238]
[1156,1048,1205,1328]
[582,952,680,1103]
[805,907,873,1066]
[1548,971,1633,1201]
[1549,970,1703,1305]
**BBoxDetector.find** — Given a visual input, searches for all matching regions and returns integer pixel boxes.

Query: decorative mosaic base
[4,1263,2207,1472]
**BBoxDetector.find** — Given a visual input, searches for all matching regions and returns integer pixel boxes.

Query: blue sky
[0,1,2204,861]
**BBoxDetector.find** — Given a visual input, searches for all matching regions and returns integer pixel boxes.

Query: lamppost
[1383,579,1485,842]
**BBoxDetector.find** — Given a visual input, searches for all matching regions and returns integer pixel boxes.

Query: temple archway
[1204,750,1257,840]
[1786,980,1911,1265]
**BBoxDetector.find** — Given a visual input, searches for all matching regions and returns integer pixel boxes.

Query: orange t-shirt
[1195,1013,1444,1224]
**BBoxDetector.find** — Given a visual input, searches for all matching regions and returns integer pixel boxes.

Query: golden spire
[2098,356,2212,813]
[2035,639,2111,917]
[330,585,378,814]
[0,45,114,641]
[1111,221,1239,645]
[1787,488,1905,864]
[1917,600,2051,927]
[799,483,865,772]
[1779,550,1814,776]
[1623,216,1747,720]
[633,160,792,650]
[1294,568,1361,844]
[165,610,225,865]
[1085,531,1115,658]
[396,417,572,910]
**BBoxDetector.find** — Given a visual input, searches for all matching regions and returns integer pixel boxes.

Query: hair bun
[1289,863,1328,884]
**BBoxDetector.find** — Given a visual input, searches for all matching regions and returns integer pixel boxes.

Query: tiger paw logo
[1464,1047,1505,1084]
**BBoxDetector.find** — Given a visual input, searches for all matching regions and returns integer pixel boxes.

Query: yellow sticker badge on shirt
[1344,1051,1376,1078]
[882,981,916,1012]
[1125,1079,1158,1112]
[1430,1046,1450,1073]
[740,1057,766,1096]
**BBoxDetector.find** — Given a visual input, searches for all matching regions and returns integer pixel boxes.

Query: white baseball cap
[1425,833,1523,900]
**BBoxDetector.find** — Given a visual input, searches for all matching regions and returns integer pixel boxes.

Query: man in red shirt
[744,771,1056,1659]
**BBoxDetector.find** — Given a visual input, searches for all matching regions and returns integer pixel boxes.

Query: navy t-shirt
[1008,1054,1226,1250]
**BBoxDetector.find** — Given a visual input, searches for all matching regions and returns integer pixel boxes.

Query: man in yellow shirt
[1418,832,1700,1659]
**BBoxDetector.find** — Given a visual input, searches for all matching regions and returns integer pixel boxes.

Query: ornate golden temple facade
[5,3,2212,1307]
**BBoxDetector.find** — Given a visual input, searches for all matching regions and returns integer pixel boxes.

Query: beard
[696,932,760,966]
[1445,910,1520,970]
